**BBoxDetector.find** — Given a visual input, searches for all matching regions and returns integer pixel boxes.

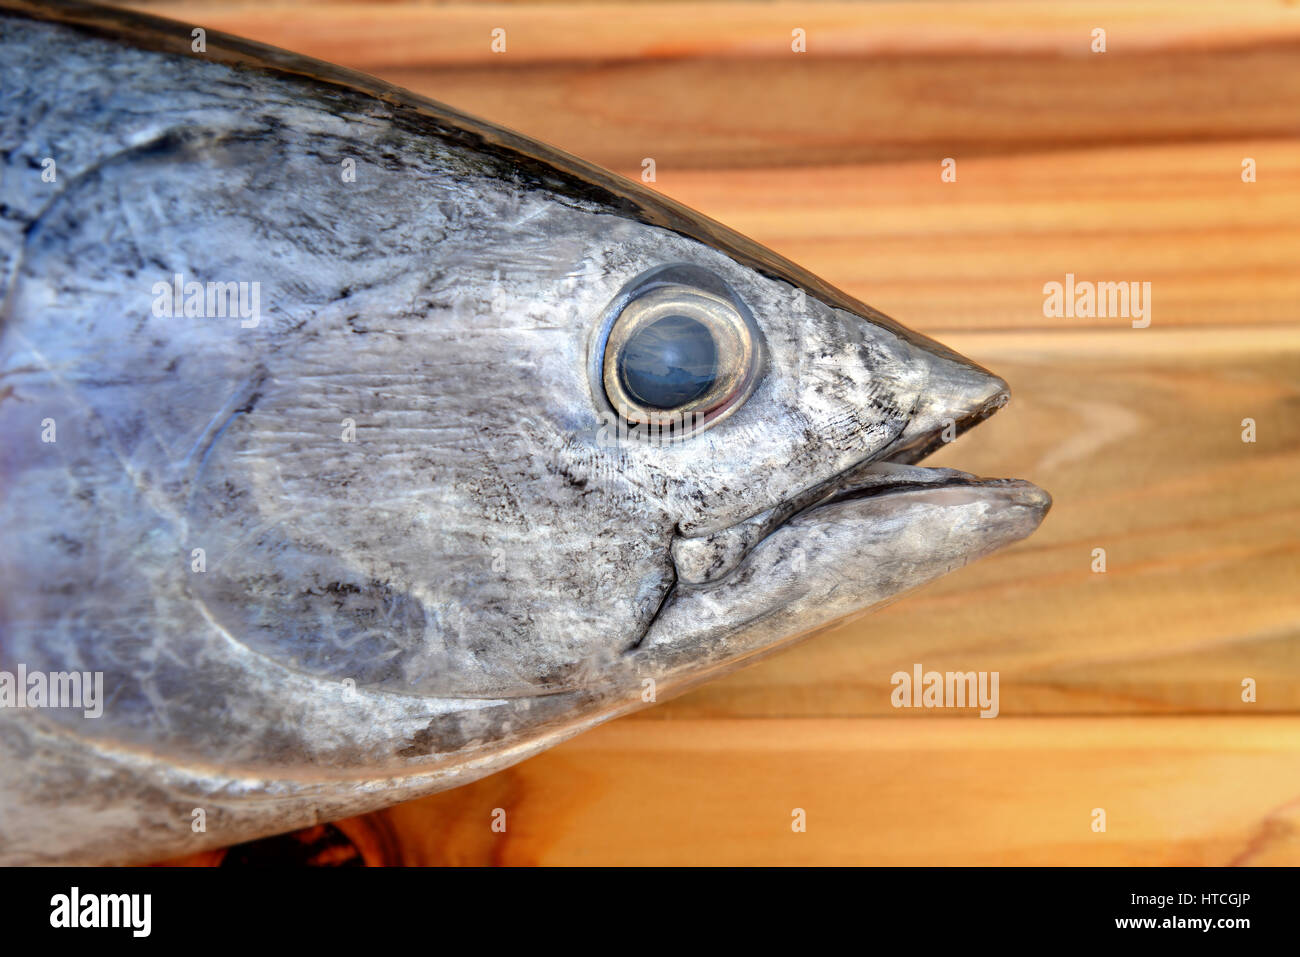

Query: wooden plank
[162,717,1300,865]
[120,2,1300,171]
[125,1,1300,64]
[640,142,1300,331]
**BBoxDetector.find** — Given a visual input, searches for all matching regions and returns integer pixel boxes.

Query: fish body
[0,1,1048,863]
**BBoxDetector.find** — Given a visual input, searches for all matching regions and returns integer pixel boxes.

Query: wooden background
[116,1,1300,865]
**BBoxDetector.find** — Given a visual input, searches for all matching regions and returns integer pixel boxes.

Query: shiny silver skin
[0,1,1049,864]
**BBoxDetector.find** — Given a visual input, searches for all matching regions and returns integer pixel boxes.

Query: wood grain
[166,717,1300,866]
[113,1,1300,864]
[124,1,1300,173]
[642,143,1300,331]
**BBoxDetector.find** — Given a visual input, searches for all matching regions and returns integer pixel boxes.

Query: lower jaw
[634,475,1051,667]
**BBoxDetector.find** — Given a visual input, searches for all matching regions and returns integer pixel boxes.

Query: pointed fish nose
[880,341,1011,464]
[950,361,1011,432]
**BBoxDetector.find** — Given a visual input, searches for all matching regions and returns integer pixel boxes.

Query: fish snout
[883,347,1011,465]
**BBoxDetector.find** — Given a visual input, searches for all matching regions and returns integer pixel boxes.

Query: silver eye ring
[596,267,763,436]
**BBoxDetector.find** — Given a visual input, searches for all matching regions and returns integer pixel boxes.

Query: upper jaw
[877,382,1010,465]
[877,351,1011,465]
[814,462,1052,526]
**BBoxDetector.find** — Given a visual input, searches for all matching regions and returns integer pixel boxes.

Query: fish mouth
[795,374,1050,516]
[799,462,1051,516]
[667,382,1050,591]
[791,383,1037,514]
[633,451,1050,659]
[623,333,1053,662]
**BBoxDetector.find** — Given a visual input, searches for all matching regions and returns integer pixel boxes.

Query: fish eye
[601,271,761,434]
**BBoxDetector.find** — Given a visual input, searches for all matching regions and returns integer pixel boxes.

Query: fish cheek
[183,400,677,699]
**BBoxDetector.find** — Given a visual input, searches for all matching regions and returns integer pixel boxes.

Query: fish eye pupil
[597,271,762,434]
[618,314,718,410]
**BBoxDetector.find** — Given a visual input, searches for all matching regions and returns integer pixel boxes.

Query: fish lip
[804,467,1052,515]
[676,364,1012,546]
[779,461,1052,537]
[805,375,1042,509]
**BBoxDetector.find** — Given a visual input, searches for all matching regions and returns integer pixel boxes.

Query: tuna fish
[0,0,1049,863]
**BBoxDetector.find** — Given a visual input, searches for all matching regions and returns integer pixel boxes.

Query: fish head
[121,118,1050,713]
[493,214,1051,696]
